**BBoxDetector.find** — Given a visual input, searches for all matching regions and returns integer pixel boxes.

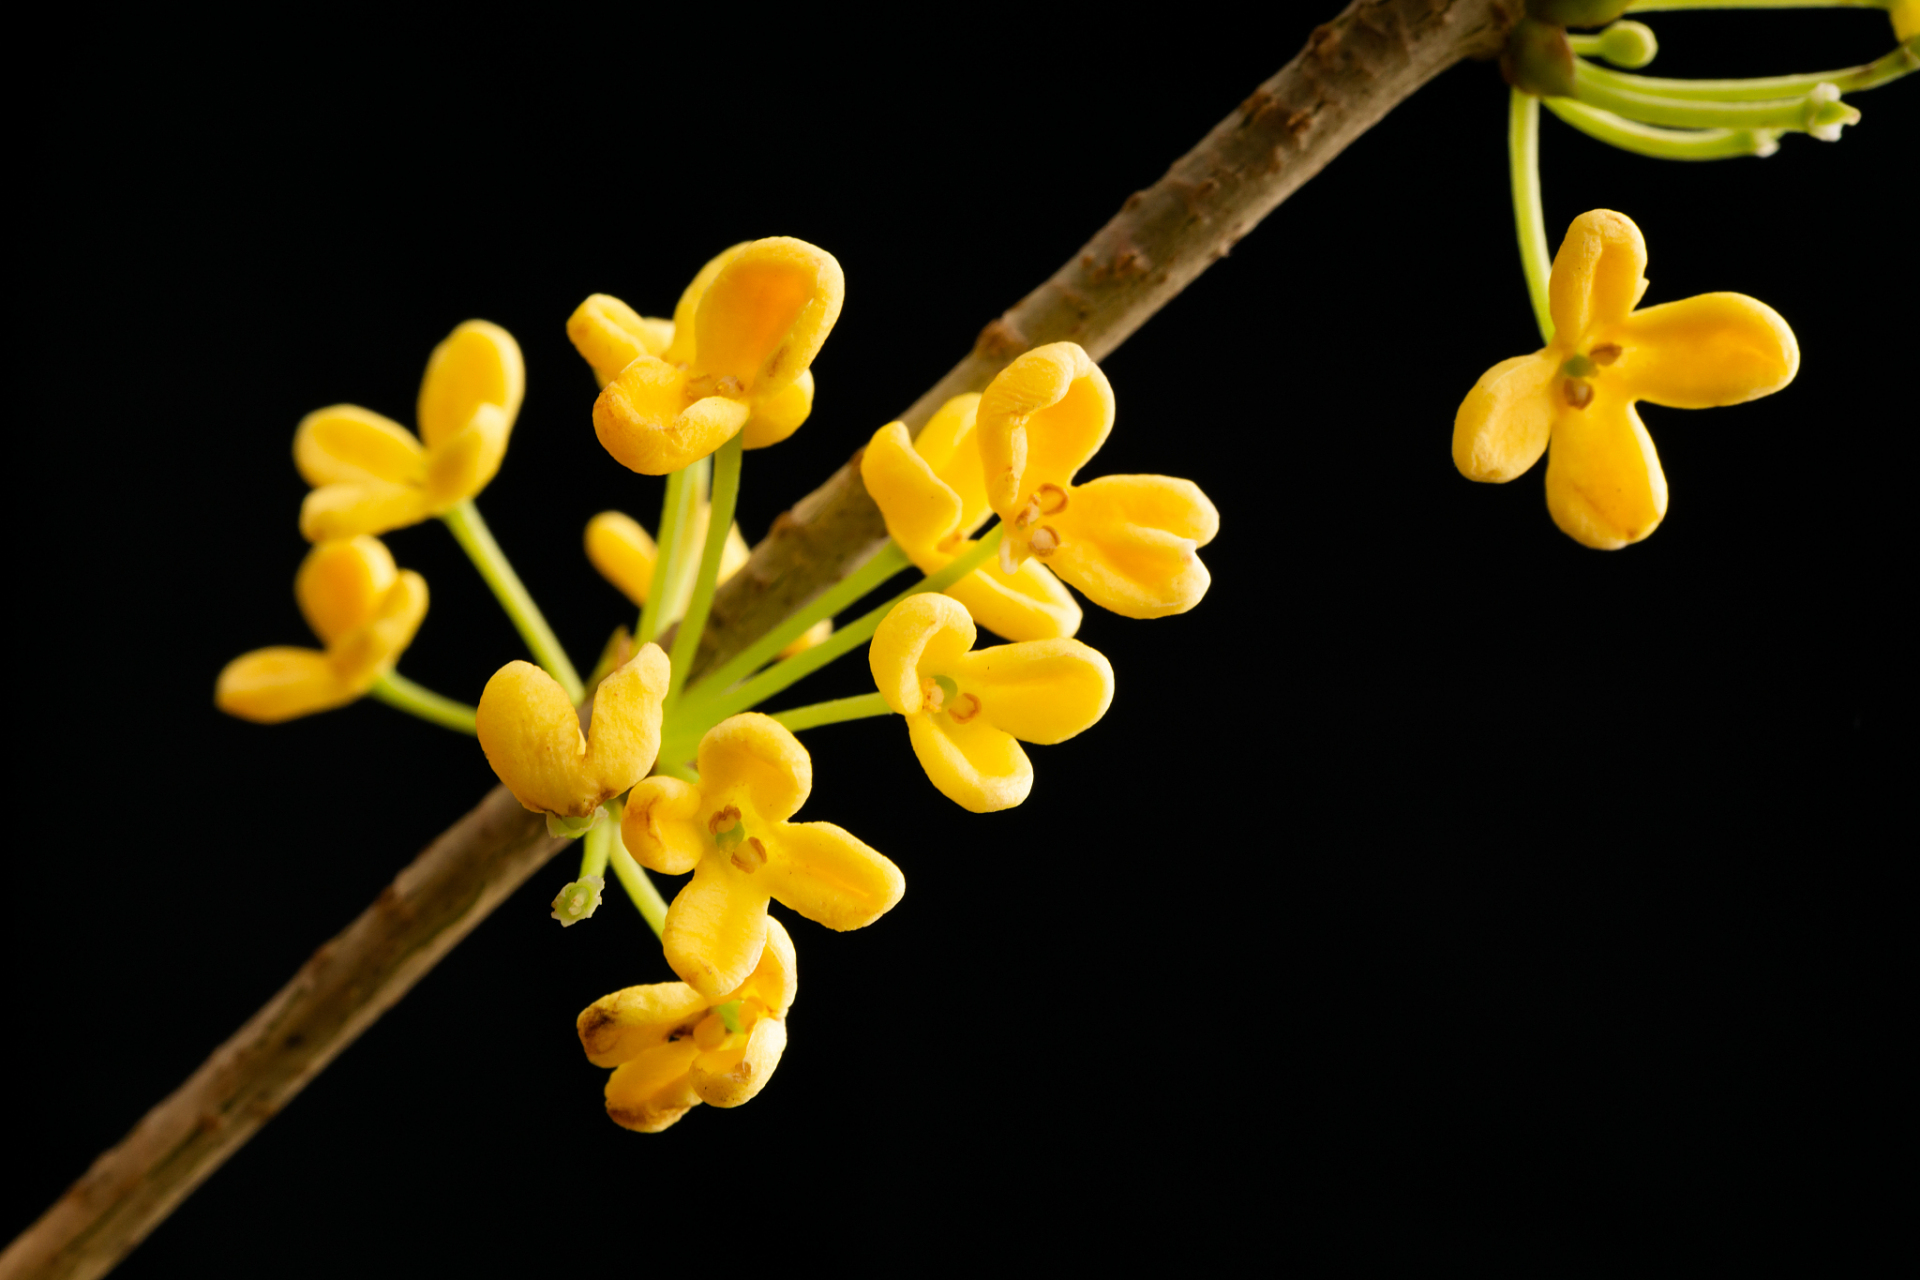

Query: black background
[9,7,1909,1270]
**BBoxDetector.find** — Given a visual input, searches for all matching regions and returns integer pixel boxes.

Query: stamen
[1013,497,1041,531]
[1035,483,1068,515]
[924,673,957,712]
[729,836,768,874]
[949,693,981,724]
[708,805,742,836]
[1029,527,1060,556]
[716,375,745,397]
[1589,343,1621,366]
[1562,379,1593,410]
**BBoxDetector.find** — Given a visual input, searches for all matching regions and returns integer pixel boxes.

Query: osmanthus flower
[623,714,904,998]
[475,645,670,820]
[1895,0,1918,41]
[860,393,1081,641]
[976,343,1220,619]
[568,238,844,475]
[1453,209,1799,549]
[870,594,1113,813]
[294,321,525,541]
[216,536,427,723]
[576,919,797,1133]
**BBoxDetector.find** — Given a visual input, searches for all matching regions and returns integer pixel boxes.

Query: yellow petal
[475,644,669,817]
[739,916,798,1018]
[869,594,977,716]
[299,480,434,542]
[585,511,658,607]
[214,647,355,723]
[295,536,397,646]
[663,855,772,999]
[623,775,707,876]
[604,1041,702,1133]
[943,555,1083,642]
[577,981,709,1068]
[1453,351,1557,482]
[329,571,428,686]
[916,394,990,529]
[762,821,905,930]
[416,320,524,450]
[1894,0,1918,40]
[567,293,674,388]
[741,368,814,450]
[293,406,423,488]
[977,343,1114,515]
[905,713,1033,813]
[690,1015,787,1109]
[1604,293,1799,409]
[862,422,964,556]
[593,355,750,475]
[696,714,813,825]
[1047,474,1218,618]
[1548,209,1648,342]
[422,401,511,507]
[692,237,845,392]
[957,638,1113,745]
[665,242,751,366]
[1544,393,1668,549]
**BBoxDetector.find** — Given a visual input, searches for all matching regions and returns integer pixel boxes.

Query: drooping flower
[475,646,670,820]
[860,394,1081,641]
[870,594,1113,813]
[623,714,904,998]
[570,238,843,475]
[975,343,1220,619]
[216,536,427,723]
[577,919,797,1133]
[294,321,525,541]
[1453,209,1799,549]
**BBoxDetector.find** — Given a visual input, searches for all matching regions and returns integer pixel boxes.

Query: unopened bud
[1595,20,1657,69]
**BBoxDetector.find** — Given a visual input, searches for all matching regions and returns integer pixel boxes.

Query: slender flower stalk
[441,499,584,703]
[1575,44,1917,100]
[637,462,700,646]
[609,820,668,938]
[1544,95,1784,156]
[368,671,479,734]
[668,434,744,705]
[1510,90,1555,345]
[1625,1,1887,11]
[1571,60,1860,131]
[769,691,894,733]
[580,811,614,880]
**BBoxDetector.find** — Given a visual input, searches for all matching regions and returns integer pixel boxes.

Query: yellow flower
[475,646,670,819]
[1893,0,1918,42]
[294,321,525,541]
[976,343,1220,619]
[571,238,844,475]
[623,714,904,999]
[216,537,427,723]
[577,919,797,1133]
[860,394,1081,641]
[1454,209,1799,549]
[870,594,1113,813]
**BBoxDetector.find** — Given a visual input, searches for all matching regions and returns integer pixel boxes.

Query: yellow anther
[1590,343,1622,366]
[1562,379,1594,410]
[922,677,947,712]
[1028,527,1061,557]
[708,805,742,837]
[1035,484,1069,515]
[948,692,982,724]
[729,837,769,874]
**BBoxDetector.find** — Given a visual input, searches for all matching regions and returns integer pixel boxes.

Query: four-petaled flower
[861,394,1081,641]
[216,536,427,723]
[977,343,1220,619]
[623,714,904,998]
[1453,209,1799,549]
[870,594,1113,813]
[570,238,843,475]
[294,321,525,541]
[475,646,670,819]
[577,919,797,1133]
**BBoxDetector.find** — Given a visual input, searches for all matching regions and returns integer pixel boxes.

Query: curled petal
[1453,351,1557,482]
[623,776,707,875]
[665,242,750,366]
[585,511,658,607]
[416,320,524,450]
[293,406,423,488]
[422,401,511,507]
[664,856,771,999]
[568,293,674,388]
[1549,209,1649,341]
[295,536,396,645]
[692,237,845,392]
[604,1041,702,1133]
[915,394,990,528]
[577,981,709,1068]
[958,638,1114,745]
[906,713,1033,814]
[978,343,1114,514]
[862,422,964,557]
[1606,293,1799,409]
[695,714,813,824]
[690,1015,788,1109]
[1544,394,1667,550]
[594,355,750,475]
[740,916,798,1018]
[299,480,433,543]
[762,821,905,930]
[215,647,355,723]
[1049,474,1218,618]
[329,571,428,686]
[741,368,814,449]
[476,644,668,817]
[943,554,1083,643]
[870,594,977,715]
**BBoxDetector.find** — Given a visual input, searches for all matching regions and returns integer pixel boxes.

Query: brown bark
[1,4,1517,1277]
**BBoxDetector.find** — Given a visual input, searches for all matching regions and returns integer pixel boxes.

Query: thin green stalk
[367,671,478,734]
[637,464,697,646]
[653,759,699,783]
[679,539,913,708]
[440,500,583,704]
[1544,95,1784,158]
[667,433,743,705]
[579,812,613,881]
[1510,90,1555,346]
[1626,1,1885,11]
[1570,60,1860,130]
[770,692,895,733]
[1574,44,1916,100]
[608,830,667,939]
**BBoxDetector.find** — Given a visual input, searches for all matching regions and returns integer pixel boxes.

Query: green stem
[1544,95,1784,158]
[579,812,613,881]
[1626,1,1885,11]
[608,826,667,939]
[678,539,913,708]
[770,692,895,733]
[667,434,743,705]
[1569,60,1860,130]
[1574,43,1916,100]
[367,670,478,734]
[653,759,699,783]
[637,464,697,647]
[1509,90,1555,346]
[440,500,583,704]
